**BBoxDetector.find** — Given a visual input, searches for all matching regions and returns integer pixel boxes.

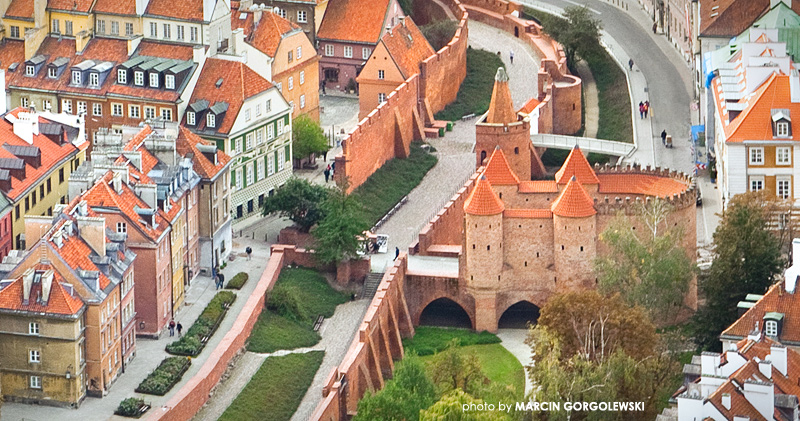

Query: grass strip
[434,48,505,121]
[403,326,501,356]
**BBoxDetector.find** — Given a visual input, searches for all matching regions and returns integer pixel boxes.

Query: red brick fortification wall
[311,255,415,420]
[419,1,468,120]
[414,173,478,255]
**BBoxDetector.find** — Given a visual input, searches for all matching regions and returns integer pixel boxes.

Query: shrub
[135,357,190,396]
[420,19,459,50]
[404,327,501,355]
[267,285,306,321]
[115,397,146,417]
[166,291,236,356]
[226,272,249,289]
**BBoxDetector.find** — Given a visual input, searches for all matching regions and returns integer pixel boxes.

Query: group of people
[638,101,651,119]
[323,161,336,182]
[213,265,225,290]
[168,320,183,337]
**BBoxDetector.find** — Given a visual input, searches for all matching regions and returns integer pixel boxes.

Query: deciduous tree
[311,182,370,264]
[355,354,437,421]
[421,389,508,421]
[537,6,602,69]
[426,340,485,396]
[261,178,330,232]
[292,115,329,165]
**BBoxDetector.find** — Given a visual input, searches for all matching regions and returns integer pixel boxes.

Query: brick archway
[498,300,540,329]
[417,297,473,329]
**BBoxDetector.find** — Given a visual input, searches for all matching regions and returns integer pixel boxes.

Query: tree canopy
[536,6,602,68]
[354,354,437,421]
[292,115,329,163]
[311,182,370,264]
[261,178,331,232]
[420,20,459,51]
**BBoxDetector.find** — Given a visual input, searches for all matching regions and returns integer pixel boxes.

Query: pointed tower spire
[485,67,517,124]
[465,176,505,215]
[483,147,520,185]
[551,176,597,218]
[554,145,599,185]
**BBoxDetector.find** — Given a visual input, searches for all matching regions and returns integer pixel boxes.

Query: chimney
[135,0,150,15]
[52,229,63,248]
[112,171,123,194]
[253,7,263,24]
[193,45,205,64]
[386,25,392,35]
[771,345,788,376]
[77,200,88,217]
[232,28,245,56]
[21,268,34,304]
[399,16,405,27]
[13,112,39,144]
[758,359,773,379]
[239,0,252,9]
[127,36,143,57]
[76,216,106,257]
[722,393,731,410]
[785,238,800,293]
[40,269,53,302]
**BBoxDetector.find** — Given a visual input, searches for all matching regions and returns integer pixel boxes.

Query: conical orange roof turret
[465,176,505,216]
[551,176,597,218]
[485,67,517,124]
[483,147,520,185]
[554,145,599,185]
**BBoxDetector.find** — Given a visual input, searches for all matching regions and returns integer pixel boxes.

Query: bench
[461,113,476,120]
[313,315,324,332]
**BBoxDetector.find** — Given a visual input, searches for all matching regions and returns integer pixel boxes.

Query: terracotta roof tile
[551,177,596,218]
[4,0,33,20]
[381,19,435,79]
[0,273,84,316]
[247,11,300,58]
[706,380,765,420]
[483,148,519,185]
[554,145,599,185]
[718,73,800,144]
[146,0,204,21]
[519,97,541,114]
[700,0,800,37]
[48,0,93,12]
[135,40,196,61]
[231,6,255,36]
[317,0,391,43]
[464,176,504,216]
[485,67,517,124]
[723,282,800,345]
[54,233,112,290]
[518,180,558,193]
[93,0,137,15]
[736,337,800,397]
[0,39,25,71]
[175,126,231,179]
[597,173,688,198]
[504,208,552,218]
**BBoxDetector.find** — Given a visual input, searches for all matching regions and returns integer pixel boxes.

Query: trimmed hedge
[403,326,501,356]
[135,357,190,396]
[115,397,149,418]
[226,272,249,289]
[166,291,236,356]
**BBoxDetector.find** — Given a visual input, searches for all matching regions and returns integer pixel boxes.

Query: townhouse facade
[252,0,328,44]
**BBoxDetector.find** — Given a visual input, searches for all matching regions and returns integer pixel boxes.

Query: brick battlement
[592,163,697,212]
[594,162,694,185]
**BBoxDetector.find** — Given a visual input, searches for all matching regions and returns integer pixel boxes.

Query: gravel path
[497,329,534,396]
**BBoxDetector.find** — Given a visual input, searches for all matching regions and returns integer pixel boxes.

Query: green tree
[355,354,437,421]
[421,20,459,51]
[692,191,785,351]
[594,199,695,323]
[292,115,330,165]
[536,6,602,69]
[261,177,330,232]
[421,389,509,421]
[427,340,486,396]
[311,182,370,264]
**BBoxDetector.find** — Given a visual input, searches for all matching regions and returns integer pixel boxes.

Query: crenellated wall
[415,173,479,255]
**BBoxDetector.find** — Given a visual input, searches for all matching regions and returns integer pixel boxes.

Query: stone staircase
[361,272,384,300]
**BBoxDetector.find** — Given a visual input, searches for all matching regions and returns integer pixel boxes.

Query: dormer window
[89,73,99,87]
[71,70,81,85]
[778,122,790,137]
[117,69,127,84]
[149,73,158,88]
[25,65,34,77]
[134,71,144,86]
[764,312,784,337]
[47,67,56,78]
[207,113,215,128]
[772,109,792,138]
[187,111,195,125]
[766,320,778,336]
[165,75,175,90]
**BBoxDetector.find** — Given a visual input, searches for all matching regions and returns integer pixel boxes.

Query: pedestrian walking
[652,22,658,34]
[217,272,225,289]
[324,166,331,182]
[394,246,400,261]
[331,161,335,173]
[169,320,176,337]
[628,58,634,71]
[321,81,326,96]
[246,246,252,261]
[643,101,649,118]
[661,129,667,145]
[639,102,645,119]
[176,323,183,337]
[509,50,515,64]
[323,150,328,161]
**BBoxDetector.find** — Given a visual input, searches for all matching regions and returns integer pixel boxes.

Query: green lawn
[434,48,504,121]
[403,326,501,356]
[352,142,438,226]
[246,268,349,353]
[541,148,613,168]
[218,351,324,421]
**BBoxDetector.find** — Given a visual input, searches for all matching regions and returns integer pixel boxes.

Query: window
[111,21,119,35]
[246,163,254,186]
[256,104,262,117]
[165,75,175,89]
[111,103,123,116]
[149,73,159,87]
[65,20,73,35]
[325,44,334,56]
[750,176,764,192]
[29,322,39,335]
[150,22,157,37]
[235,168,243,190]
[344,46,353,58]
[187,111,195,125]
[25,65,34,77]
[766,320,778,337]
[29,350,40,363]
[298,10,307,23]
[288,76,294,90]
[177,25,184,40]
[256,127,264,144]
[749,147,764,165]
[62,99,72,113]
[207,113,215,128]
[278,148,285,170]
[43,99,51,110]
[378,70,385,80]
[300,94,306,109]
[190,27,198,42]
[126,22,134,36]
[362,47,371,60]
[378,92,386,103]
[117,69,127,84]
[778,122,790,137]
[245,108,251,121]
[129,105,140,118]
[267,124,275,140]
[52,19,60,33]
[275,7,286,18]
[98,20,106,34]
[246,133,253,150]
[77,101,86,114]
[93,103,102,116]
[163,23,171,39]
[160,108,172,121]
[89,72,99,87]
[144,106,156,119]
[134,71,144,86]
[277,119,284,135]
[71,70,81,85]
[778,178,791,199]
[116,222,126,233]
[21,97,28,107]
[267,153,275,175]
[47,67,57,78]
[288,50,293,62]
[29,376,41,389]
[257,159,264,180]
[235,138,242,154]
[266,99,272,113]
[10,26,19,38]
[778,147,791,165]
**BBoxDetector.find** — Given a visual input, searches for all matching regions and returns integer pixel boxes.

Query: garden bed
[135,357,191,396]
[115,397,150,418]
[226,272,249,290]
[166,291,236,356]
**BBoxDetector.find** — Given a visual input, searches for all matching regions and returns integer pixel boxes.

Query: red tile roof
[146,0,204,22]
[485,67,517,124]
[706,379,765,420]
[175,126,231,179]
[0,272,84,316]
[93,0,137,15]
[483,148,519,185]
[317,0,391,44]
[699,0,800,37]
[554,146,599,185]
[518,180,558,193]
[597,173,688,198]
[48,0,94,12]
[381,19,435,79]
[4,0,33,20]
[504,208,552,218]
[519,97,541,114]
[0,39,25,71]
[737,337,800,397]
[464,176,504,216]
[232,7,255,36]
[247,11,300,58]
[183,58,273,134]
[54,231,113,290]
[723,282,800,345]
[551,177,596,218]
[135,41,196,61]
